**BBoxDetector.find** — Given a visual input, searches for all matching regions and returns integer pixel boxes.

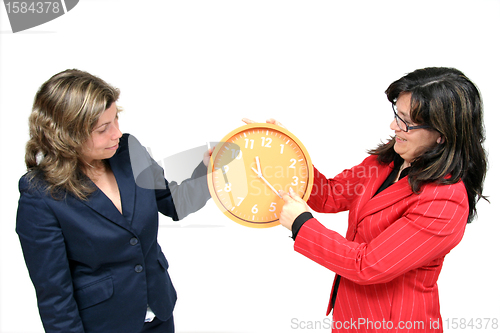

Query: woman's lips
[395,135,407,143]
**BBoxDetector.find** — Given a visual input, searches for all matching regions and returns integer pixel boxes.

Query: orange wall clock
[208,123,314,228]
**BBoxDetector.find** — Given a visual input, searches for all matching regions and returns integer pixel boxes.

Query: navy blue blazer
[16,134,210,333]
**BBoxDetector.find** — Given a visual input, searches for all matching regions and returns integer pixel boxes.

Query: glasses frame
[392,103,430,132]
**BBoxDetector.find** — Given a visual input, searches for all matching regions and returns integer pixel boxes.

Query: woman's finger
[242,118,256,124]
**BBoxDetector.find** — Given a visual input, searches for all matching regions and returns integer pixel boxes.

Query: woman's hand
[279,187,309,230]
[242,118,286,128]
[203,147,214,167]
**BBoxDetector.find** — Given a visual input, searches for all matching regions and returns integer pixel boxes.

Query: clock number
[224,183,232,192]
[251,204,259,214]
[280,144,285,154]
[269,202,277,212]
[289,159,297,169]
[244,139,254,149]
[291,176,298,186]
[215,165,229,174]
[261,137,272,148]
[237,197,244,206]
[231,149,242,159]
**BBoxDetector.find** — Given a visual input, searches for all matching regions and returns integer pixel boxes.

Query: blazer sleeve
[16,179,85,333]
[294,182,469,285]
[308,155,380,214]
[167,161,211,220]
[127,134,210,221]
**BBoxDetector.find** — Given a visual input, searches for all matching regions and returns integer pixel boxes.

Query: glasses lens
[392,104,408,132]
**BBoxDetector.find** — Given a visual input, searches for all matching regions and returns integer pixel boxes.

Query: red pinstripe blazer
[295,155,468,332]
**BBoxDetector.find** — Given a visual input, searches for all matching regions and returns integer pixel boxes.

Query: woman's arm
[308,155,382,214]
[293,181,468,285]
[166,160,211,220]
[127,134,210,221]
[16,179,85,333]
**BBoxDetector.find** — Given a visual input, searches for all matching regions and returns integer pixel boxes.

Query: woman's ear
[437,136,445,144]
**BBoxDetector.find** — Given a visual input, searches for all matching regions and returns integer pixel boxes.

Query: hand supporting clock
[251,156,282,198]
[242,117,286,128]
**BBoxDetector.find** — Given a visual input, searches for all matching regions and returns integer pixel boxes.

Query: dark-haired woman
[276,67,487,332]
[16,69,211,333]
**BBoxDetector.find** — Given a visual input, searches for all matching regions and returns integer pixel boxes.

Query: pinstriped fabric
[295,155,468,332]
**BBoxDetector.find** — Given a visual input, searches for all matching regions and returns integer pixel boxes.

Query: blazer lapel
[348,161,391,224]
[356,171,414,223]
[108,139,136,224]
[80,138,137,231]
[80,189,129,229]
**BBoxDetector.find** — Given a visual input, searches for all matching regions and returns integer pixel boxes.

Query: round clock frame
[207,123,314,228]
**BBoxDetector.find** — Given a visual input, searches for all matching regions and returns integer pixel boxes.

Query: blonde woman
[16,69,211,333]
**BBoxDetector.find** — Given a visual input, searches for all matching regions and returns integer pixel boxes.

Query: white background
[1,1,499,332]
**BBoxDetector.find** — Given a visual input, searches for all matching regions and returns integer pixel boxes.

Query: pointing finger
[280,190,293,203]
[288,187,303,201]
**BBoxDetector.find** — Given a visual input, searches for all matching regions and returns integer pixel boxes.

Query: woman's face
[390,92,441,167]
[81,102,122,165]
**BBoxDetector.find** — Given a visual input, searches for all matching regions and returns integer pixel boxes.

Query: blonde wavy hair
[25,69,121,200]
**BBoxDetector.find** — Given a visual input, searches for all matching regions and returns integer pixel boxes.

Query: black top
[373,155,409,197]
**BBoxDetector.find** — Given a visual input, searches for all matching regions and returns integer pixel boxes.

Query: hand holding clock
[203,146,214,167]
[242,117,286,128]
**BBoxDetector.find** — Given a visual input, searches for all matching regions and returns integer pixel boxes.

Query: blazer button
[130,237,139,246]
[135,265,143,273]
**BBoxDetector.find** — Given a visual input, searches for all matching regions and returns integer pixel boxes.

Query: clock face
[208,123,313,228]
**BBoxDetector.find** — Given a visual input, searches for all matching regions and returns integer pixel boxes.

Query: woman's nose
[390,118,400,131]
[112,121,122,140]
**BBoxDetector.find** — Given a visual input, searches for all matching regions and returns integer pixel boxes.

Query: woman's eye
[402,117,413,125]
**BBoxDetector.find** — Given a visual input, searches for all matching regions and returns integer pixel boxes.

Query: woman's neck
[82,159,107,181]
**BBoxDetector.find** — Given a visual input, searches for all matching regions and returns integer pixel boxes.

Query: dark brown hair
[369,67,487,223]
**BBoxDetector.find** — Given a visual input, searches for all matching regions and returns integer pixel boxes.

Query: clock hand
[255,156,262,175]
[251,166,282,198]
[261,176,283,199]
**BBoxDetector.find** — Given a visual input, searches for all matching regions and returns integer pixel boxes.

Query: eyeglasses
[392,103,430,132]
